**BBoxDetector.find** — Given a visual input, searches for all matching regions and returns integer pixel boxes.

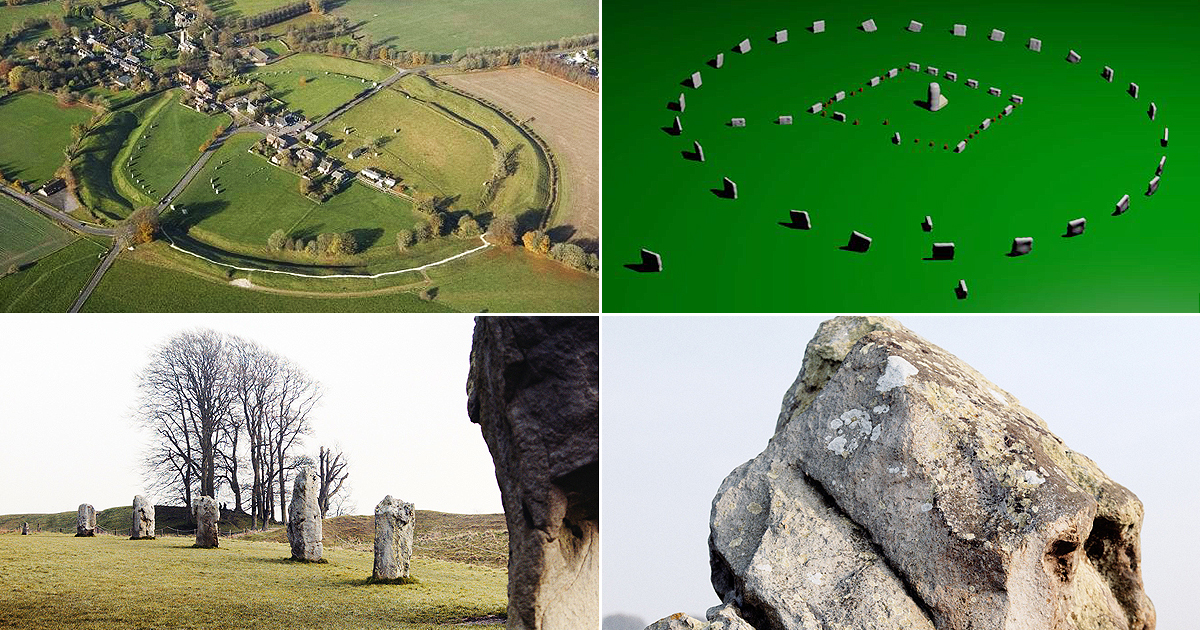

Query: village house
[266,134,294,150]
[317,157,338,175]
[194,78,211,94]
[174,11,196,28]
[359,169,381,182]
[380,176,397,188]
[177,70,196,85]
[303,130,319,144]
[270,148,292,165]
[242,46,273,65]
[329,169,348,184]
[295,148,318,164]
[348,147,365,159]
[37,179,66,197]
[113,74,133,88]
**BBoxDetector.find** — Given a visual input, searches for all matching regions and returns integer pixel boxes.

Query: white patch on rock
[1023,470,1045,485]
[870,424,882,441]
[876,356,919,392]
[826,436,847,454]
[755,563,773,573]
[872,404,890,414]
[888,467,900,474]
[730,537,742,547]
[747,502,763,515]
[989,389,1008,405]
[840,409,870,424]
[920,502,933,513]
[830,418,843,430]
[807,572,823,585]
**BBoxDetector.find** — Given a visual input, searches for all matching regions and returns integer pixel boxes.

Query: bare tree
[268,361,321,524]
[317,445,349,517]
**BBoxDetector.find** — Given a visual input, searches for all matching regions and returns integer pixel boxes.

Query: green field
[247,53,392,120]
[209,0,297,19]
[0,533,505,629]
[0,196,74,270]
[171,132,423,259]
[72,95,165,220]
[332,86,493,211]
[0,238,105,312]
[0,1,65,35]
[0,92,92,189]
[118,90,231,206]
[329,0,597,52]
[426,245,598,313]
[603,0,1199,312]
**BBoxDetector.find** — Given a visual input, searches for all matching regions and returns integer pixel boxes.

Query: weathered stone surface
[131,495,155,539]
[76,504,95,537]
[643,606,757,630]
[288,466,323,561]
[710,317,1155,630]
[467,316,599,630]
[374,495,415,579]
[194,496,218,548]
[22,522,29,535]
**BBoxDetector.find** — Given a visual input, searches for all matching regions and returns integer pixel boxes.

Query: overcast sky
[602,316,1199,630]
[0,314,503,517]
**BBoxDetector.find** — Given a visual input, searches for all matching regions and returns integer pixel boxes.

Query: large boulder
[708,317,1154,630]
[466,316,599,630]
[194,496,218,548]
[21,522,28,535]
[287,466,323,562]
[75,504,95,537]
[373,495,415,580]
[131,495,155,539]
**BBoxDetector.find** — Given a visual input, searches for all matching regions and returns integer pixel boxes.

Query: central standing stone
[288,466,323,561]
[131,495,155,539]
[928,82,948,111]
[194,496,218,548]
[75,504,95,537]
[373,495,416,580]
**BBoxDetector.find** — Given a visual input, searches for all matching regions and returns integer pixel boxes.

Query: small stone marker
[22,522,29,535]
[908,20,923,33]
[981,118,992,130]
[892,132,902,144]
[945,71,958,81]
[1116,194,1131,214]
[677,93,685,111]
[736,38,751,53]
[788,210,812,229]
[955,140,967,153]
[672,116,682,133]
[778,115,793,125]
[776,29,788,43]
[1148,102,1157,120]
[922,216,934,231]
[832,111,847,122]
[1147,176,1160,196]
[988,87,1001,97]
[1067,50,1081,63]
[373,495,415,580]
[1010,237,1033,256]
[887,68,899,78]
[723,177,738,199]
[862,19,877,32]
[1066,218,1086,236]
[989,29,1005,42]
[834,90,846,101]
[926,66,939,76]
[1011,94,1024,104]
[810,102,824,114]
[956,279,969,300]
[870,76,881,87]
[966,79,979,89]
[715,52,725,68]
[932,242,956,260]
[194,496,218,548]
[1028,38,1042,52]
[1157,156,1165,176]
[131,495,155,540]
[908,62,920,71]
[953,24,967,37]
[813,20,826,34]
[1102,66,1114,82]
[288,467,323,561]
[690,71,702,88]
[731,117,746,127]
[928,82,948,111]
[845,231,872,252]
[1129,82,1139,98]
[1003,104,1014,115]
[76,504,95,537]
[1162,127,1169,147]
[693,140,705,162]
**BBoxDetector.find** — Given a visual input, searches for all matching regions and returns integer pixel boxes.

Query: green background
[601,0,1199,312]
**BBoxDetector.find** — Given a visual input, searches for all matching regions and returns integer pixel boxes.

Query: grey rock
[645,613,708,630]
[989,29,1005,41]
[1116,194,1130,215]
[967,79,979,89]
[869,76,880,87]
[1103,66,1114,82]
[888,68,899,78]
[908,62,920,71]
[955,140,967,153]
[1147,176,1160,196]
[775,30,788,43]
[715,53,724,69]
[690,71,702,88]
[22,522,28,535]
[1067,50,1082,63]
[953,23,966,36]
[1129,82,1139,98]
[809,102,823,114]
[1156,156,1165,176]
[693,141,705,162]
[710,318,1155,630]
[1148,102,1156,120]
[834,90,846,101]
[862,18,877,32]
[812,20,825,34]
[730,118,746,127]
[287,466,323,561]
[1029,37,1042,52]
[194,496,218,548]
[945,71,957,81]
[131,495,155,539]
[908,20,923,33]
[76,504,95,537]
[1010,237,1034,256]
[929,82,948,111]
[832,111,846,122]
[706,603,757,630]
[467,317,599,630]
[723,177,738,198]
[892,132,902,144]
[1066,218,1086,237]
[374,495,415,579]
[736,38,751,53]
[777,115,793,125]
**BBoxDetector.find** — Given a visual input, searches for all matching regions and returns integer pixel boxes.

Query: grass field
[441,68,598,247]
[72,96,162,220]
[332,86,493,212]
[0,92,93,189]
[0,533,506,629]
[0,1,65,35]
[0,196,75,270]
[329,0,597,53]
[425,245,598,313]
[171,132,423,259]
[207,0,297,19]
[247,53,393,120]
[602,0,1199,312]
[117,90,231,207]
[0,238,106,312]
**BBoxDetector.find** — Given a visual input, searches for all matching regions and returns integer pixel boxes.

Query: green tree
[7,66,27,91]
[454,215,481,238]
[395,229,413,252]
[267,229,287,251]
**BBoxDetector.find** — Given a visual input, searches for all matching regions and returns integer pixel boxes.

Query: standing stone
[1147,176,1160,196]
[373,495,415,580]
[693,141,705,162]
[1028,37,1042,51]
[714,52,724,68]
[1011,94,1024,104]
[194,496,218,548]
[1010,236,1034,256]
[676,93,685,112]
[845,231,872,252]
[834,90,846,101]
[945,71,958,81]
[730,117,746,127]
[988,87,1002,97]
[862,19,877,32]
[777,115,793,125]
[1129,82,1139,98]
[888,68,899,78]
[1102,66,1114,82]
[1067,50,1082,63]
[926,66,939,76]
[981,118,992,130]
[989,28,1005,41]
[636,249,662,272]
[892,132,902,144]
[689,71,702,88]
[736,38,751,53]
[956,279,969,299]
[813,20,826,34]
[809,102,824,114]
[931,242,955,260]
[287,466,323,561]
[1116,193,1131,215]
[1157,156,1165,176]
[966,79,979,88]
[706,317,1155,630]
[1148,102,1156,120]
[869,76,880,87]
[908,62,920,71]
[1003,104,1014,115]
[922,216,933,231]
[22,522,29,535]
[723,177,738,198]
[75,504,95,537]
[467,317,599,630]
[131,495,155,540]
[1161,127,1169,147]
[1066,218,1086,236]
[928,82,948,111]
[787,210,811,229]
[775,29,788,43]
[908,20,923,32]
[671,116,682,134]
[953,23,966,36]
[832,111,847,122]
[955,140,967,153]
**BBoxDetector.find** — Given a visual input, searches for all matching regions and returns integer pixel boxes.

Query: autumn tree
[487,215,517,246]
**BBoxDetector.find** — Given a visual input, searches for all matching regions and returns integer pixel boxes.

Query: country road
[0,187,114,237]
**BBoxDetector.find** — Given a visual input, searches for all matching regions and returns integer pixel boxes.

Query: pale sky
[602,316,1199,630]
[0,314,503,517]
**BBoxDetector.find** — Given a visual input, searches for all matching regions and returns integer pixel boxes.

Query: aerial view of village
[0,0,598,312]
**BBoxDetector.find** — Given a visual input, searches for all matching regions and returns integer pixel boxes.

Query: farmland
[71,95,162,220]
[0,92,93,189]
[0,1,65,36]
[0,238,105,312]
[426,245,599,313]
[246,53,393,121]
[0,195,75,270]
[209,0,298,19]
[441,67,599,247]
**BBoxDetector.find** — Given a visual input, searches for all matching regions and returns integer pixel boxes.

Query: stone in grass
[1003,104,1014,115]
[810,102,824,114]
[1011,94,1024,104]
[892,132,902,144]
[628,249,662,272]
[21,522,28,535]
[373,495,416,581]
[887,68,898,78]
[862,19,877,32]
[723,177,738,199]
[671,116,682,133]
[832,111,847,122]
[981,118,992,130]
[1066,218,1086,237]
[131,495,155,540]
[966,79,979,88]
[908,62,920,71]
[946,71,958,81]
[1147,176,1160,196]
[775,29,788,43]
[1115,193,1130,215]
[1067,49,1082,63]
[730,117,746,127]
[835,90,846,101]
[287,467,324,562]
[926,66,939,76]
[1028,37,1042,52]
[194,495,218,548]
[1129,82,1139,98]
[988,87,1002,97]
[956,279,969,299]
[953,23,967,36]
[1102,66,1114,82]
[715,52,724,68]
[813,20,826,34]
[677,92,685,111]
[76,504,96,537]
[1162,127,1169,147]
[785,210,812,229]
[778,115,793,125]
[736,38,751,53]
[844,231,872,252]
[693,141,705,162]
[1010,236,1033,256]
[908,20,923,32]
[690,71,702,88]
[989,29,1005,41]
[928,82,948,111]
[922,215,934,231]
[955,140,966,153]
[931,242,955,260]
[1157,156,1165,176]
[1148,102,1157,120]
[870,76,881,87]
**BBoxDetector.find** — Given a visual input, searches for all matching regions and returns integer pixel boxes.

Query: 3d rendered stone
[834,90,846,101]
[467,317,599,630]
[1010,236,1034,256]
[966,79,979,89]
[736,38,751,53]
[715,53,724,68]
[1003,104,1014,116]
[870,76,881,87]
[1029,37,1042,52]
[832,111,847,122]
[893,132,902,144]
[1129,82,1139,98]
[845,231,872,252]
[1011,94,1024,104]
[931,242,955,260]
[908,62,920,71]
[1103,66,1114,82]
[731,118,746,127]
[775,29,788,43]
[634,249,663,272]
[945,71,958,81]
[672,116,682,133]
[926,66,939,76]
[928,82,948,111]
[288,466,324,561]
[690,71,702,88]
[1161,127,1168,147]
[373,495,415,580]
[908,20,923,33]
[788,210,811,229]
[723,177,738,198]
[131,495,155,540]
[981,118,992,130]
[956,279,969,299]
[922,216,933,232]
[955,140,966,153]
[693,141,705,162]
[1067,50,1082,63]
[707,317,1155,630]
[1116,194,1131,215]
[988,87,1002,97]
[989,29,1005,41]
[1148,103,1156,120]
[813,20,826,34]
[1157,156,1165,176]
[1066,218,1086,237]
[1147,176,1160,196]
[194,495,218,548]
[862,19,877,32]
[76,504,95,537]
[778,115,793,125]
[677,93,685,112]
[953,23,966,36]
[888,68,899,78]
[809,102,823,114]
